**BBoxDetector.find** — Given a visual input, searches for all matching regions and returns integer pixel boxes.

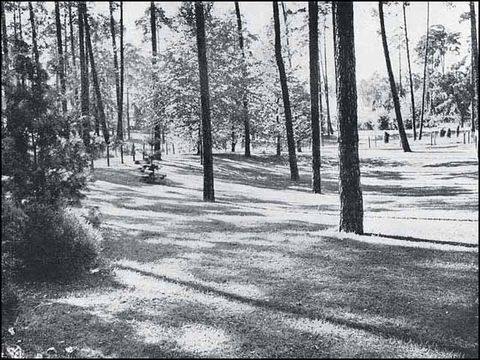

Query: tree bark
[379,1,411,152]
[109,2,122,141]
[195,1,215,202]
[28,2,40,88]
[126,87,131,139]
[55,2,67,114]
[309,1,321,194]
[1,2,9,73]
[83,3,109,144]
[334,1,363,234]
[419,1,429,140]
[120,1,124,140]
[150,1,161,156]
[469,1,478,132]
[403,2,416,140]
[78,1,90,147]
[323,22,334,135]
[234,1,251,157]
[281,1,293,69]
[273,1,299,181]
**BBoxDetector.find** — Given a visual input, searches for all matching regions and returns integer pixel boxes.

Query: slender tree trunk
[323,22,334,135]
[150,1,161,156]
[419,1,429,140]
[18,4,22,41]
[1,2,8,74]
[120,1,124,140]
[28,2,40,88]
[126,87,130,139]
[78,1,90,147]
[403,2,417,140]
[470,1,478,132]
[318,50,324,136]
[335,1,363,234]
[64,6,68,68]
[281,1,293,69]
[309,2,321,193]
[379,1,411,152]
[83,4,109,144]
[68,2,79,107]
[109,2,121,139]
[273,1,299,181]
[234,2,251,157]
[332,1,338,100]
[195,2,215,202]
[55,2,67,114]
[28,2,40,166]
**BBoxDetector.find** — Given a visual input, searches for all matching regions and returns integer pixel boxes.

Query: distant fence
[365,128,477,149]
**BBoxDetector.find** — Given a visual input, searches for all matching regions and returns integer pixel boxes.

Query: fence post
[374,134,377,147]
[132,143,135,162]
[368,136,371,149]
[431,132,433,146]
[463,132,466,144]
[107,144,110,167]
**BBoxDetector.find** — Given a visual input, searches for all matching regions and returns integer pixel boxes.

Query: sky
[94,1,478,81]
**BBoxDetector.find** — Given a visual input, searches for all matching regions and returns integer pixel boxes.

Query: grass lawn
[2,136,478,358]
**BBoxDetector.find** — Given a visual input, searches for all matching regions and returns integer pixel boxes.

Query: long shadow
[423,161,478,168]
[116,264,477,358]
[363,232,478,248]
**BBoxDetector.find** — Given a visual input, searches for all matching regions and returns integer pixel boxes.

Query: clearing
[6,136,478,358]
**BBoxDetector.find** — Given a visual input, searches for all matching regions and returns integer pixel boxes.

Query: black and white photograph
[1,1,478,358]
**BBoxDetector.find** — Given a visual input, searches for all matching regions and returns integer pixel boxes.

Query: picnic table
[135,159,167,183]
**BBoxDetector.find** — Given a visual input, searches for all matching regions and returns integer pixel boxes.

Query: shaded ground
[3,139,478,358]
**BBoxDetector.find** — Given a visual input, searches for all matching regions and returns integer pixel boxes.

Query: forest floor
[4,135,478,358]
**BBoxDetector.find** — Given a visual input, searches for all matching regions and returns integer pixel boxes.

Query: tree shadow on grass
[116,248,477,358]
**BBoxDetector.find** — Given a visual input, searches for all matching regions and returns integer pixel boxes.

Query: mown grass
[2,144,478,358]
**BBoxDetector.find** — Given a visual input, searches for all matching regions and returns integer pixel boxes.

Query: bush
[12,203,102,280]
[377,114,391,130]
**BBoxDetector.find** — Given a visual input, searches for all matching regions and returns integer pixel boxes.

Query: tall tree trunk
[332,1,338,100]
[78,1,90,147]
[379,1,411,152]
[309,1,321,194]
[18,4,22,41]
[419,1,429,140]
[126,87,131,139]
[281,1,293,69]
[334,1,363,234]
[2,2,9,71]
[28,2,40,166]
[195,1,215,202]
[64,6,68,66]
[83,4,109,144]
[469,1,478,132]
[109,2,121,140]
[68,2,78,107]
[273,1,299,181]
[234,2,251,157]
[318,49,324,136]
[120,1,124,140]
[55,2,67,114]
[323,22,334,135]
[403,2,417,140]
[150,1,161,156]
[28,2,40,88]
